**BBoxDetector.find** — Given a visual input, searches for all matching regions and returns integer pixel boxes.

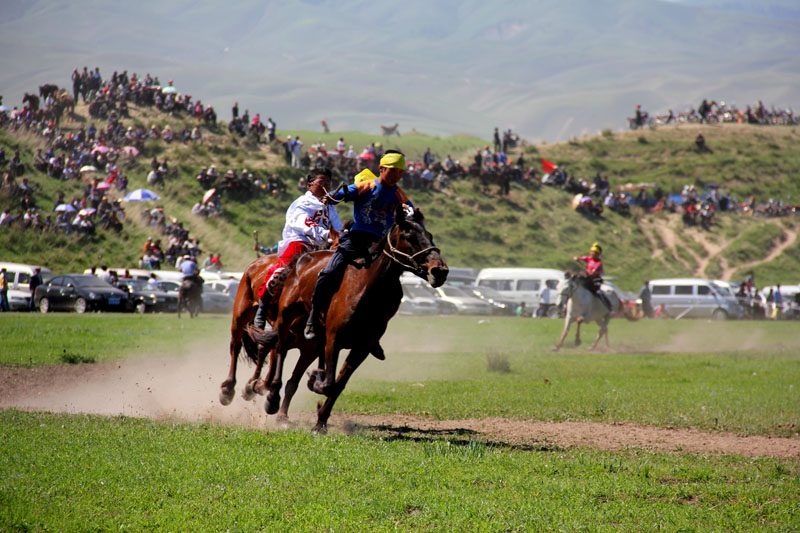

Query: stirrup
[303,317,317,340]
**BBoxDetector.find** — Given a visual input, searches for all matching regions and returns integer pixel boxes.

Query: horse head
[386,204,448,287]
[556,272,576,307]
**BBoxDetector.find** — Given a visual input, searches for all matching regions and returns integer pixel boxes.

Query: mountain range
[2,0,798,141]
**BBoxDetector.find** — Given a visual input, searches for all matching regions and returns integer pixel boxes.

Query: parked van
[474,268,564,307]
[0,262,54,310]
[648,278,743,320]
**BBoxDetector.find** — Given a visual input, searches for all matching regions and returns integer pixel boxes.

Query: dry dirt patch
[1,357,798,458]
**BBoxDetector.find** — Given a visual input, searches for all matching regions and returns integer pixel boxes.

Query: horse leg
[313,349,370,434]
[311,334,340,396]
[220,327,244,405]
[277,345,317,424]
[553,317,572,352]
[265,345,288,415]
[591,319,608,350]
[574,322,582,347]
[243,345,271,399]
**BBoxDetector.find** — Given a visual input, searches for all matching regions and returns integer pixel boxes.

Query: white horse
[553,273,635,351]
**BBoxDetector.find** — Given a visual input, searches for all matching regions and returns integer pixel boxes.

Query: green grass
[0,313,226,366]
[1,410,798,531]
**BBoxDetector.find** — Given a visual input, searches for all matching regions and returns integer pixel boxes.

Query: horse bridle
[383,231,440,278]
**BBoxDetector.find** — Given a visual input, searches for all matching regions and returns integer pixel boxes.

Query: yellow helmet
[354,168,378,184]
[590,242,602,254]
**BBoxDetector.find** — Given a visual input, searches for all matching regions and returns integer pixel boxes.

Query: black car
[34,274,129,313]
[157,280,235,313]
[116,278,178,313]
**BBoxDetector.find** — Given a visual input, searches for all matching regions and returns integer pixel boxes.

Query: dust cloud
[1,324,464,428]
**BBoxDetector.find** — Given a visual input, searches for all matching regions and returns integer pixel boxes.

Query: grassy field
[1,313,799,530]
[2,313,799,437]
[0,313,228,366]
[1,409,798,531]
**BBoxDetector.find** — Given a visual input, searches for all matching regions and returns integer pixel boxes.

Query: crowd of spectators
[139,210,205,270]
[629,99,798,129]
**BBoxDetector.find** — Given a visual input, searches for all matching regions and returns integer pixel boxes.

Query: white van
[474,268,564,307]
[649,278,743,320]
[0,262,54,310]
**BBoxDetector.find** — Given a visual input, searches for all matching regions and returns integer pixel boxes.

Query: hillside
[2,102,799,292]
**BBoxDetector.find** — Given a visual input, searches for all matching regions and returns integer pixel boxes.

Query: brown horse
[249,206,448,432]
[219,254,280,405]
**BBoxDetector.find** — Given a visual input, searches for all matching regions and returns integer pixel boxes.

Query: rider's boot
[303,306,319,341]
[248,268,287,345]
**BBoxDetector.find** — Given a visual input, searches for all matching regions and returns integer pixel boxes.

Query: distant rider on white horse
[573,242,610,310]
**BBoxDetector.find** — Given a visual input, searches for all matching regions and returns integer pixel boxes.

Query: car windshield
[473,286,502,299]
[72,276,113,288]
[405,285,436,298]
[123,279,153,290]
[711,282,731,296]
[440,286,468,297]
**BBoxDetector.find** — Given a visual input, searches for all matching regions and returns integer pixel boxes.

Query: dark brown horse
[248,206,448,432]
[177,278,203,318]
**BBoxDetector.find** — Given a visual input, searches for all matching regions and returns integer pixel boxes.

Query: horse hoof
[551,346,561,352]
[312,423,328,435]
[219,388,235,406]
[241,382,256,401]
[276,414,289,427]
[265,393,281,415]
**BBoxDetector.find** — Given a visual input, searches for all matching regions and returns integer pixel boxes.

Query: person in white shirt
[250,168,341,331]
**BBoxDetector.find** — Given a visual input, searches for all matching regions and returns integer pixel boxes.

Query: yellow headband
[379,152,405,170]
[354,168,378,184]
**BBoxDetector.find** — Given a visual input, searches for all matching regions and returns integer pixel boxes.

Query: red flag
[541,158,557,174]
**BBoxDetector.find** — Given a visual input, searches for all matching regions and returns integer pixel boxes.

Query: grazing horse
[39,84,59,100]
[247,206,448,432]
[381,123,400,136]
[553,273,636,351]
[22,93,40,111]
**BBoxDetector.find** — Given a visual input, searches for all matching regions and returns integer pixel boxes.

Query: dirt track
[1,354,798,458]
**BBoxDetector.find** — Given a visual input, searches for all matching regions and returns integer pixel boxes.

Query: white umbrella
[55,203,77,213]
[78,208,97,216]
[0,105,8,112]
[80,165,98,173]
[202,188,216,204]
[162,86,178,94]
[124,189,161,202]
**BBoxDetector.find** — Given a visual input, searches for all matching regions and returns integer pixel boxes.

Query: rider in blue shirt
[304,150,412,340]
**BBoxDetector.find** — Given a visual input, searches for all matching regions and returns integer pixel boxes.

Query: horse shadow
[358,423,567,453]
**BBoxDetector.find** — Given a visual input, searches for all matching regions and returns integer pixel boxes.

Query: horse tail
[241,332,260,364]
[241,329,279,364]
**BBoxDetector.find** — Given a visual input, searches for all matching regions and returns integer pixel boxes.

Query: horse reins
[383,233,439,277]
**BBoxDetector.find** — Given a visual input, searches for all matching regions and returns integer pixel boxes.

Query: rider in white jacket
[251,168,342,331]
